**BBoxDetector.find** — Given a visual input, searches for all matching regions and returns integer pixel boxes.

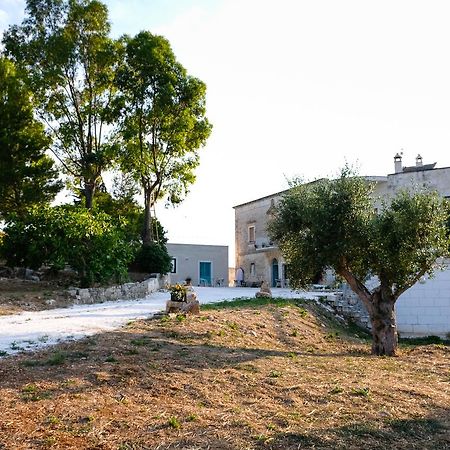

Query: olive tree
[269,169,449,356]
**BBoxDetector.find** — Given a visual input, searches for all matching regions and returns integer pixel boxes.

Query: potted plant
[169,284,187,302]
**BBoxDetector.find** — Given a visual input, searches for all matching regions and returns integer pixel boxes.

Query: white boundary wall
[397,266,450,338]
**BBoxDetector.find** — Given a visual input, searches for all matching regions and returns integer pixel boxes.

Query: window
[170,258,177,274]
[250,263,256,276]
[248,225,255,243]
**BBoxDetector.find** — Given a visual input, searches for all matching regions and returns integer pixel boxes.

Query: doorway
[199,261,212,286]
[271,258,279,287]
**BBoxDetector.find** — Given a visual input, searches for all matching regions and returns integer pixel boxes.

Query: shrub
[132,242,172,274]
[1,206,134,286]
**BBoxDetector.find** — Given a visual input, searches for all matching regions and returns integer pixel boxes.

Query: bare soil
[0,272,153,315]
[0,298,448,449]
[0,278,71,315]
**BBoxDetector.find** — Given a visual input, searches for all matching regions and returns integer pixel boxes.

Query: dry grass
[0,298,448,449]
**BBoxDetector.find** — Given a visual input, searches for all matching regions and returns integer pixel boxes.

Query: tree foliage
[1,206,133,287]
[0,57,62,219]
[3,0,119,208]
[115,31,212,244]
[269,168,450,355]
[132,242,172,275]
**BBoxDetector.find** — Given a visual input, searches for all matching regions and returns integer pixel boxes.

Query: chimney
[416,154,423,167]
[394,153,403,173]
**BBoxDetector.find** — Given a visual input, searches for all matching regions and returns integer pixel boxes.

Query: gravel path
[0,287,318,356]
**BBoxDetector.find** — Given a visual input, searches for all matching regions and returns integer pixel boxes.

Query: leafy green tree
[269,169,450,356]
[1,206,133,287]
[116,31,212,244]
[0,57,62,219]
[2,0,119,208]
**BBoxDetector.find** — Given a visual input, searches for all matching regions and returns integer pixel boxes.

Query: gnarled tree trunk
[368,289,398,356]
[340,268,398,356]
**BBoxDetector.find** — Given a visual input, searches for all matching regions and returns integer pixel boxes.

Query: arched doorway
[271,258,279,287]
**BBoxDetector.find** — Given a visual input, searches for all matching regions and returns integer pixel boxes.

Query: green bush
[132,242,172,274]
[1,206,134,286]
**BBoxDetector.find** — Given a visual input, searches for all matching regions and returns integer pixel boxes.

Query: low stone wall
[67,275,169,305]
[323,287,372,331]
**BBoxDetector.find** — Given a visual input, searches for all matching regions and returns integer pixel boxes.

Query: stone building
[234,155,450,337]
[234,154,450,287]
[233,190,288,288]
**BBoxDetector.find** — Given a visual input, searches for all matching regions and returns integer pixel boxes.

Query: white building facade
[167,243,229,287]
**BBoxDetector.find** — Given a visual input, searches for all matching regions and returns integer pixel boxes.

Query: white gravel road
[0,287,320,357]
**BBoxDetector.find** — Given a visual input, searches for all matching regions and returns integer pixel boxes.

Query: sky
[2,0,450,265]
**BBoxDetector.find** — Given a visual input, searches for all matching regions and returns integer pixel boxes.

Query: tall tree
[0,57,62,219]
[2,0,119,208]
[116,31,212,245]
[269,169,450,356]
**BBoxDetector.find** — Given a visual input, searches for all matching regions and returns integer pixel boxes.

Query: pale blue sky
[2,1,450,265]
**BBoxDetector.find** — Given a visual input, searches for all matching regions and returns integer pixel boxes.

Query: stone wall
[67,275,169,305]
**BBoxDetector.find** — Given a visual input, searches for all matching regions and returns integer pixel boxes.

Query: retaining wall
[67,275,169,305]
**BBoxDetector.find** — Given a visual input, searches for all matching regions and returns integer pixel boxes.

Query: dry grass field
[0,297,448,449]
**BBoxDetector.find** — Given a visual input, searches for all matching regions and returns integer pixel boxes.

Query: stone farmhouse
[233,155,450,337]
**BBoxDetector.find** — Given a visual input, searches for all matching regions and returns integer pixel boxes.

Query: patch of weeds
[255,434,269,442]
[160,315,171,323]
[21,384,52,402]
[269,370,282,378]
[329,385,344,395]
[297,307,308,318]
[167,416,181,429]
[351,387,370,398]
[287,352,297,359]
[46,351,66,366]
[325,331,340,341]
[266,423,277,431]
[290,329,298,337]
[305,346,316,353]
[226,321,239,330]
[186,414,198,422]
[46,415,61,425]
[216,329,226,337]
[176,314,186,323]
[105,355,118,363]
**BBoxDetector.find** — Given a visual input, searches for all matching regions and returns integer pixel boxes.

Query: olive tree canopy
[269,168,450,356]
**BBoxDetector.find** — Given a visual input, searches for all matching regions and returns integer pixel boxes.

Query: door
[199,261,212,286]
[271,258,279,287]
